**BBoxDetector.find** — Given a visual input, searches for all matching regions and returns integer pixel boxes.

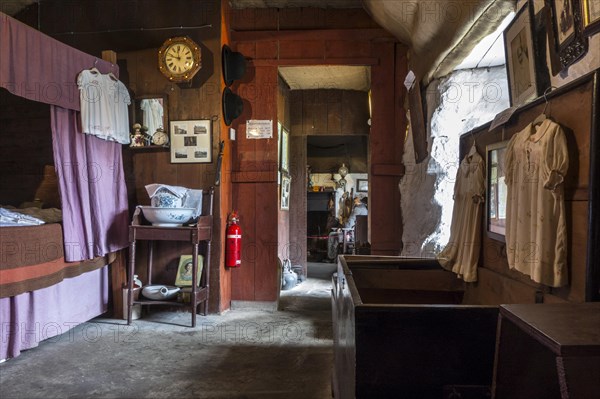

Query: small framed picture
[169,120,212,163]
[174,255,204,287]
[356,179,368,192]
[486,141,509,242]
[548,0,588,71]
[281,174,291,211]
[581,0,600,36]
[504,5,539,106]
[280,126,289,173]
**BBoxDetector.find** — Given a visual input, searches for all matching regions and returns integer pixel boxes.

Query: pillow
[34,165,61,209]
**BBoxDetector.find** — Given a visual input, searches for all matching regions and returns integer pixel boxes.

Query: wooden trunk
[332,255,498,399]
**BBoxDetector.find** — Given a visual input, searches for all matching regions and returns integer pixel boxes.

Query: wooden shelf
[127,145,169,152]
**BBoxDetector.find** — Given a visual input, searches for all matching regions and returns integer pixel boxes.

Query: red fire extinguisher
[226,211,242,267]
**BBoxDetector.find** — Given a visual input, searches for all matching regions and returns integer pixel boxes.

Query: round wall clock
[158,36,202,83]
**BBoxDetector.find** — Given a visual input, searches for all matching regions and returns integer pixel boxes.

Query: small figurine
[130,123,146,147]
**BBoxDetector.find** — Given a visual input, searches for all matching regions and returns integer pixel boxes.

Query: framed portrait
[504,5,539,106]
[169,120,212,163]
[582,0,600,36]
[548,0,588,71]
[280,126,289,173]
[486,141,509,242]
[356,179,368,192]
[174,255,204,287]
[280,174,291,211]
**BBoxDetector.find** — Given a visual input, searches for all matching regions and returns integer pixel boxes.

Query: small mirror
[486,140,509,242]
[133,95,168,138]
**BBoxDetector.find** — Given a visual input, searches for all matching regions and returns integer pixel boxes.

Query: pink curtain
[0,267,108,360]
[1,12,129,262]
[50,106,129,261]
[0,12,116,110]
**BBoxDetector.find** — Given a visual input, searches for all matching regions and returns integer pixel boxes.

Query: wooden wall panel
[279,40,326,59]
[278,8,327,29]
[231,62,280,302]
[231,183,257,300]
[254,182,279,301]
[256,41,278,60]
[369,42,407,255]
[295,90,370,136]
[234,8,379,31]
[231,8,278,31]
[326,40,372,58]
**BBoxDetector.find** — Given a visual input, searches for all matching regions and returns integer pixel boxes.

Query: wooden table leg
[127,240,136,325]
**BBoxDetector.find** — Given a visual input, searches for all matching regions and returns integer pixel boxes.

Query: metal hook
[542,86,557,115]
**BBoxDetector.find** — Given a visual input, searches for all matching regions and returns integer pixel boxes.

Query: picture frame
[548,0,588,71]
[486,141,509,242]
[504,5,540,107]
[581,0,600,36]
[280,126,289,173]
[356,179,368,193]
[174,255,204,287]
[169,120,212,163]
[280,174,291,211]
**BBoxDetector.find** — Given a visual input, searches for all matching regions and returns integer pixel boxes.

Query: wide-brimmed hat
[222,45,247,86]
[222,87,243,126]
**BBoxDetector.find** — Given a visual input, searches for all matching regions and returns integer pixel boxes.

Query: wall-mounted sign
[246,119,273,139]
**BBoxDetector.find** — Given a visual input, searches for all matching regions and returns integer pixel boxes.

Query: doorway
[306,135,368,262]
[276,65,371,269]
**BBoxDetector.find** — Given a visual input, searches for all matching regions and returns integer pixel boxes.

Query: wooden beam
[232,28,394,42]
[250,58,379,66]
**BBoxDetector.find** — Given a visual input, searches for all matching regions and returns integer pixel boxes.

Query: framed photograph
[169,120,212,163]
[504,5,539,106]
[174,255,204,287]
[549,0,588,71]
[486,141,509,242]
[356,179,368,192]
[280,126,289,173]
[280,174,291,211]
[582,0,600,36]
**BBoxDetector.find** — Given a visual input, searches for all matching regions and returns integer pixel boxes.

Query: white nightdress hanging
[505,118,569,287]
[437,147,485,282]
[77,68,131,144]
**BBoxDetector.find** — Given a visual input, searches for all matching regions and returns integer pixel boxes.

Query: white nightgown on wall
[505,119,569,287]
[437,149,485,282]
[77,69,131,144]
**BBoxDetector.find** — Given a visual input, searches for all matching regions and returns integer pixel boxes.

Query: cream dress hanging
[505,119,569,287]
[437,148,485,282]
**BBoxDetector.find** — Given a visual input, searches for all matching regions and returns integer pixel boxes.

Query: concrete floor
[0,262,337,399]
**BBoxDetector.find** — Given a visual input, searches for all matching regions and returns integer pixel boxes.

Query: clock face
[152,131,169,146]
[164,43,194,75]
[158,37,202,83]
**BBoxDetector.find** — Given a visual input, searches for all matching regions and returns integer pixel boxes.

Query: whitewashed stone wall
[400,66,510,257]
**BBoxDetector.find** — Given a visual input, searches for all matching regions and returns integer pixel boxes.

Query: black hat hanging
[222,87,243,126]
[222,45,247,87]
